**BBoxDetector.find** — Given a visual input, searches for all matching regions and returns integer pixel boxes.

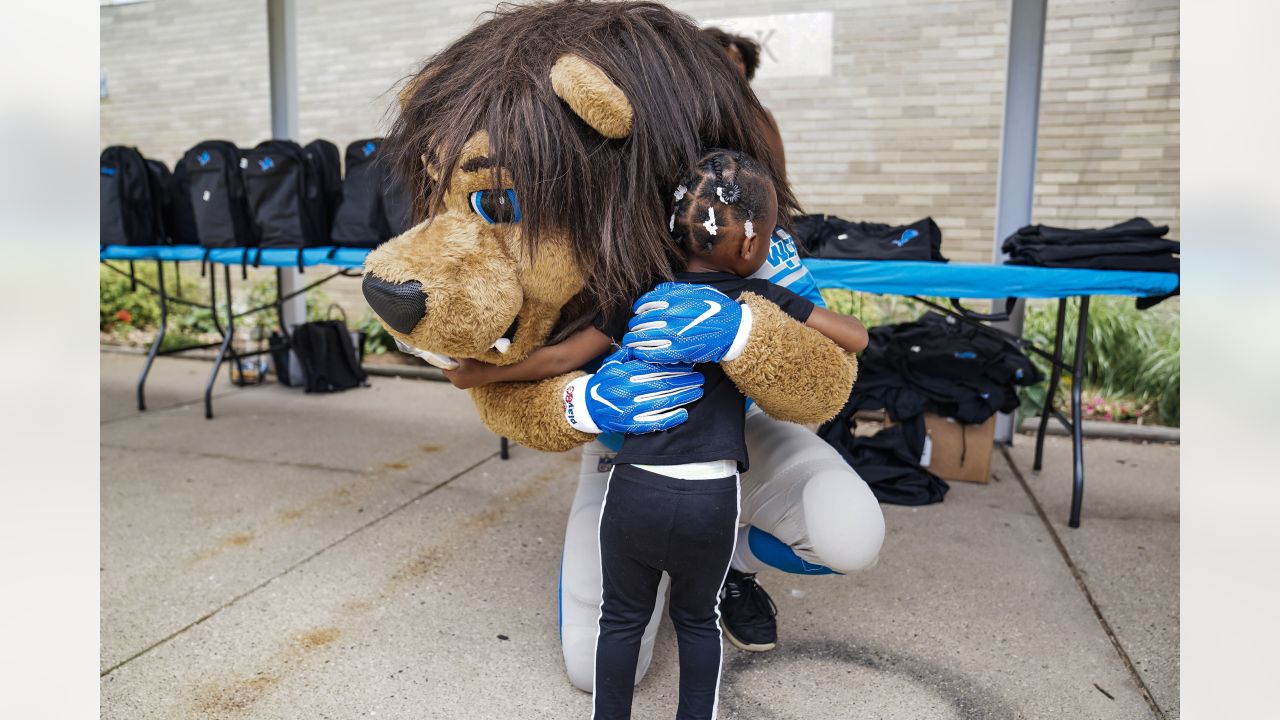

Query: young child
[443,150,867,720]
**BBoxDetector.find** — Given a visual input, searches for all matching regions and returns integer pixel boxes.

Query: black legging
[592,464,739,720]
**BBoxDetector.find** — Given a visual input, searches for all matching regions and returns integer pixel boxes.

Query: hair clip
[703,207,718,236]
[673,184,688,201]
[715,184,742,204]
[744,219,755,239]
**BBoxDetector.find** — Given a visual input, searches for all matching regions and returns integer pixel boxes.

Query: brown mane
[386,0,799,310]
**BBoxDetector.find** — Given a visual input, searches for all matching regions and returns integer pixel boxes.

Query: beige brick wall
[99,0,272,167]
[101,0,1179,266]
[1037,0,1179,241]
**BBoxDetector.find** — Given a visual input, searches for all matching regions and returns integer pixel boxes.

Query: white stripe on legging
[709,472,742,720]
[589,466,615,720]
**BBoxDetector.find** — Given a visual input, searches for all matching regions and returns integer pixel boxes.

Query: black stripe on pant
[592,463,740,720]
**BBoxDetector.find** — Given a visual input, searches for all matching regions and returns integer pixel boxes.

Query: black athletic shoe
[719,569,778,652]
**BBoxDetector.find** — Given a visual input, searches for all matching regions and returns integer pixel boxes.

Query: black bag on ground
[268,330,295,387]
[818,405,950,507]
[242,139,329,249]
[793,214,947,262]
[181,140,257,248]
[331,138,410,247]
[818,312,1042,506]
[101,146,167,246]
[289,320,367,393]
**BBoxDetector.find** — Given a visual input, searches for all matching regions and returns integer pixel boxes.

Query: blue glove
[622,282,753,364]
[563,348,704,434]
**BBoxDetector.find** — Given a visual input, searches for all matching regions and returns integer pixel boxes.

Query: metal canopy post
[990,0,1048,444]
[267,0,307,336]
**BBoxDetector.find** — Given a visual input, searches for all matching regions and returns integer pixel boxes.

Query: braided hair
[668,149,772,254]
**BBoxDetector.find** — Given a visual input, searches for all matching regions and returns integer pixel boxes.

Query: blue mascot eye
[469,189,521,224]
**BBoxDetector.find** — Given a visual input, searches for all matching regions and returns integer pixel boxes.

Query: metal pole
[991,0,1048,444]
[268,0,308,335]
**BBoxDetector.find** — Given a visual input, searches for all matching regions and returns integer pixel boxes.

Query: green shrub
[102,263,336,343]
[359,314,397,356]
[100,264,161,334]
[1022,297,1179,426]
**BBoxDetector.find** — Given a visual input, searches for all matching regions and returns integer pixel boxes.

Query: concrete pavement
[100,353,1178,719]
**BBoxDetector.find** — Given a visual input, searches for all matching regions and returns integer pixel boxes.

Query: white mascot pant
[559,407,886,692]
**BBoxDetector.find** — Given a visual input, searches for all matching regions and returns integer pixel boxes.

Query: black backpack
[304,139,343,235]
[382,167,411,237]
[289,320,368,393]
[163,158,201,246]
[793,215,947,262]
[101,146,167,246]
[181,140,257,248]
[243,139,329,249]
[331,138,410,247]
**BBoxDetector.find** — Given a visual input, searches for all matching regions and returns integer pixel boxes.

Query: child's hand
[441,358,495,389]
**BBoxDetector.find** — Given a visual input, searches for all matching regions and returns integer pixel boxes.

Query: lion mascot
[361,0,885,693]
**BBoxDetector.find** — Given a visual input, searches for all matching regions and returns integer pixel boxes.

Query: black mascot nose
[362,276,427,334]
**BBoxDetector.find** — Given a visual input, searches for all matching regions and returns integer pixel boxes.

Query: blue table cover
[101,245,370,270]
[103,247,1179,299]
[801,259,1178,299]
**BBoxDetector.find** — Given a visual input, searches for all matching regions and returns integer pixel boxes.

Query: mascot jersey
[593,225,824,448]
[596,226,822,452]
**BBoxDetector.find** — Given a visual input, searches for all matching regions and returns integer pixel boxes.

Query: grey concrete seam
[99,449,501,678]
[997,445,1169,720]
[99,442,366,477]
[99,389,241,426]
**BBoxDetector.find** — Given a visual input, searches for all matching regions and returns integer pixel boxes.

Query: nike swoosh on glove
[622,282,754,364]
[562,348,704,434]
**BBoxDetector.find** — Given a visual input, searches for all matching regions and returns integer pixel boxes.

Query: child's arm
[804,306,869,353]
[441,325,615,389]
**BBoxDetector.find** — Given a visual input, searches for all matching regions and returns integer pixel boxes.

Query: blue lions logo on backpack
[362,141,376,157]
[893,229,918,247]
[258,156,275,171]
[197,151,211,166]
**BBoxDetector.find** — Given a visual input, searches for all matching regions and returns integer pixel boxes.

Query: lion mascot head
[361,0,796,370]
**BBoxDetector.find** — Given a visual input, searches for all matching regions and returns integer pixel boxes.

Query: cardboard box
[921,413,995,484]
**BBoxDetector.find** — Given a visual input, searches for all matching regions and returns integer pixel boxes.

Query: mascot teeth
[394,339,459,370]
[492,338,512,354]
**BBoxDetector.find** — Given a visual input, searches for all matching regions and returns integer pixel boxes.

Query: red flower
[115,309,133,324]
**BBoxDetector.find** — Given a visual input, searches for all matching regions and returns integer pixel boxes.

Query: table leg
[1034,298,1068,471]
[137,260,168,411]
[205,266,239,419]
[1068,296,1090,528]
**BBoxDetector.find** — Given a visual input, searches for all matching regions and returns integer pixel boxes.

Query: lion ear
[398,64,442,112]
[550,54,633,140]
[398,72,425,112]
